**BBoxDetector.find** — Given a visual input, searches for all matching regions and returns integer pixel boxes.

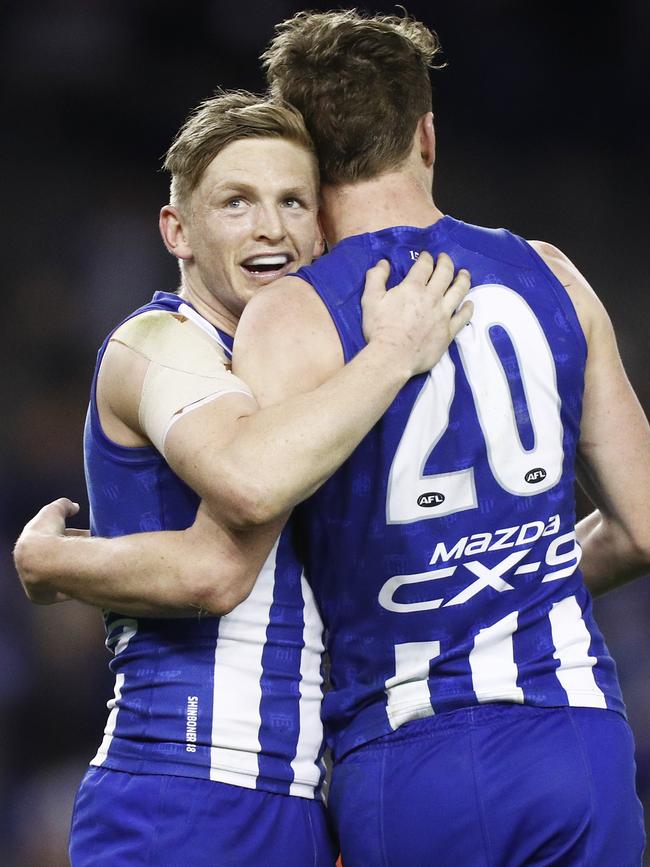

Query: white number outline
[386,284,564,524]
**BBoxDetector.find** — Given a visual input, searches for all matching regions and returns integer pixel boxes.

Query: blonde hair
[262,10,444,185]
[163,90,317,208]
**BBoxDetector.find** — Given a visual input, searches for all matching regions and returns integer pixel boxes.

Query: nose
[253,203,286,243]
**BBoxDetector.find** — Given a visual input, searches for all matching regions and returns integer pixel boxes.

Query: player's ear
[418,111,436,169]
[313,214,326,259]
[159,205,193,260]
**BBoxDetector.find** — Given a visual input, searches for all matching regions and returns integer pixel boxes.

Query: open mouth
[241,253,292,275]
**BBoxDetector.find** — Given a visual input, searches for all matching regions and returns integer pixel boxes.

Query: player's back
[294,216,624,760]
[84,291,325,798]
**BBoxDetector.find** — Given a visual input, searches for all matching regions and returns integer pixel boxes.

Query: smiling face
[176,136,321,329]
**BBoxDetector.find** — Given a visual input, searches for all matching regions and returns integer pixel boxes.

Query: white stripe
[542,535,582,582]
[209,540,278,782]
[515,562,541,575]
[470,611,524,704]
[385,640,439,730]
[91,620,138,766]
[549,595,607,708]
[203,766,316,798]
[289,574,325,796]
[177,302,231,355]
[541,561,580,582]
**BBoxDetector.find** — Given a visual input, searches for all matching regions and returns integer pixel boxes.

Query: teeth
[245,254,289,267]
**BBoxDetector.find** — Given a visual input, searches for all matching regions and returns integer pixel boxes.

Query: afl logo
[417,492,445,507]
[525,467,547,484]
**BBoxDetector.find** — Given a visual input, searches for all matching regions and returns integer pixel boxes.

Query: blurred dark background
[1,1,648,864]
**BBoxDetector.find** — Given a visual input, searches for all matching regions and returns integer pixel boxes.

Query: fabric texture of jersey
[328,704,644,866]
[294,217,625,761]
[84,291,325,798]
[70,766,338,866]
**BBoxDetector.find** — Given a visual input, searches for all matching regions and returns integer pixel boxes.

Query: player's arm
[531,241,650,595]
[204,252,472,520]
[14,497,280,617]
[15,254,471,614]
[231,254,471,454]
[14,315,284,617]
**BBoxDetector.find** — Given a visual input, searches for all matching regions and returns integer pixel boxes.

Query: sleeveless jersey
[84,291,325,798]
[294,216,625,760]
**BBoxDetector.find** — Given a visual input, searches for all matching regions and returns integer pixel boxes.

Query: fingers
[65,528,91,537]
[403,250,435,284]
[449,300,474,339]
[366,252,465,300]
[53,593,73,603]
[426,252,455,293]
[35,498,79,520]
[24,497,80,535]
[56,497,81,518]
[32,592,72,606]
[442,268,472,313]
[361,259,391,309]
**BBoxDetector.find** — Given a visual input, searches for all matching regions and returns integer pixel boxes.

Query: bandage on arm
[110,310,253,456]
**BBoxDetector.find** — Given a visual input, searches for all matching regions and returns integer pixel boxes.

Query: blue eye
[226,198,244,209]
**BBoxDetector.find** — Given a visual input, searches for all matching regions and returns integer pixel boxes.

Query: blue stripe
[84,292,322,793]
[105,618,221,778]
[511,596,564,705]
[429,636,475,715]
[256,531,305,793]
[488,324,535,451]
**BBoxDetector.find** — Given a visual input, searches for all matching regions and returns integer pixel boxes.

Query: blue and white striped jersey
[84,291,326,798]
[294,217,625,761]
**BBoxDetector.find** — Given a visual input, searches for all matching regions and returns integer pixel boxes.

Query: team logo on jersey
[417,492,445,507]
[525,467,547,484]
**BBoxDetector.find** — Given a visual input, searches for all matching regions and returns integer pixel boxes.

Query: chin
[238,285,262,308]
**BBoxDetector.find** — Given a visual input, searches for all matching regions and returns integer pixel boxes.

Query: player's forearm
[15,519,277,616]
[578,510,650,596]
[205,340,413,527]
[16,530,204,616]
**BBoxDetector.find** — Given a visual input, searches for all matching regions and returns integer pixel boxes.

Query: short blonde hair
[163,90,317,208]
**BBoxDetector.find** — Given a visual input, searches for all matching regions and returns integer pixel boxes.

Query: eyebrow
[210,179,315,198]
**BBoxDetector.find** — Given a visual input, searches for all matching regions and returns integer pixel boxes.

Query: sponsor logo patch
[525,467,547,484]
[417,492,445,507]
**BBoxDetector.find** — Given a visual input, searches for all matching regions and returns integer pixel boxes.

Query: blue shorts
[69,766,338,866]
[329,704,645,866]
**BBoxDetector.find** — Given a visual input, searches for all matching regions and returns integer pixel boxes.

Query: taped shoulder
[111,309,231,376]
[111,309,253,456]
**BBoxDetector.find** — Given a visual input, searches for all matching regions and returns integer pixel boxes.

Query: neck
[178,270,238,337]
[320,169,444,246]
